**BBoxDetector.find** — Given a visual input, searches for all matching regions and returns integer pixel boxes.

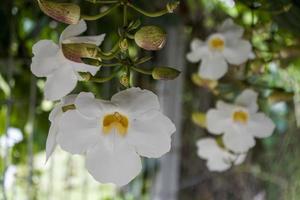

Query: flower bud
[192,112,206,128]
[119,39,129,51]
[134,26,166,51]
[38,0,80,24]
[166,1,180,13]
[191,74,218,90]
[62,43,99,63]
[152,67,180,80]
[120,74,129,87]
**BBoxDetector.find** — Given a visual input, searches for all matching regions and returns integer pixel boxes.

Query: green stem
[131,66,153,75]
[85,0,119,4]
[101,62,121,67]
[123,3,128,26]
[81,3,120,20]
[97,40,121,60]
[127,3,169,17]
[89,67,122,83]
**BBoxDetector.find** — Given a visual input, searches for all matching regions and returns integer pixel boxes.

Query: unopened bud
[166,1,180,13]
[152,67,180,80]
[120,74,129,87]
[119,39,129,51]
[79,72,92,81]
[134,26,166,51]
[192,112,206,128]
[191,73,218,90]
[62,43,99,63]
[37,0,80,24]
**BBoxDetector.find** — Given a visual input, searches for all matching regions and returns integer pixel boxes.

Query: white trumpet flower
[46,95,77,161]
[57,87,176,186]
[206,89,275,153]
[187,18,252,80]
[196,138,246,172]
[31,20,105,100]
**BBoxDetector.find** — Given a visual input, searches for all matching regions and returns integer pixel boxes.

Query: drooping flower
[31,20,105,101]
[206,89,275,153]
[46,94,76,161]
[57,87,176,186]
[186,18,252,80]
[196,138,246,172]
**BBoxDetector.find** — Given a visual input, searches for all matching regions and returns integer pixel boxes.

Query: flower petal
[127,110,175,158]
[235,89,258,113]
[223,127,256,153]
[206,109,231,135]
[219,18,244,39]
[223,39,252,65]
[74,92,112,119]
[70,61,100,76]
[186,45,209,63]
[60,19,87,43]
[57,111,100,154]
[85,141,142,186]
[44,66,78,101]
[196,138,220,159]
[31,40,60,77]
[196,138,232,172]
[65,34,106,46]
[111,87,160,117]
[45,122,58,162]
[248,113,275,138]
[199,56,228,80]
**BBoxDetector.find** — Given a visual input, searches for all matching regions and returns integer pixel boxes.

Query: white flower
[57,87,176,186]
[4,165,17,189]
[196,138,246,172]
[46,94,76,161]
[0,127,23,149]
[186,18,252,80]
[31,20,105,101]
[206,89,275,153]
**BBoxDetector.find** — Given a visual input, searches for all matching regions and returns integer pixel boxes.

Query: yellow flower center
[232,110,249,124]
[102,112,129,136]
[209,37,225,51]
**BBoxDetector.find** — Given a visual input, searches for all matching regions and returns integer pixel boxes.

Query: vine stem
[127,2,169,17]
[81,3,120,20]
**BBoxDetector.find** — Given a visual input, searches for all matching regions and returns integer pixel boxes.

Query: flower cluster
[187,19,252,80]
[196,89,275,171]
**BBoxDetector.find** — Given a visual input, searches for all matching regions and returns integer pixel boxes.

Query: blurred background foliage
[1,0,300,199]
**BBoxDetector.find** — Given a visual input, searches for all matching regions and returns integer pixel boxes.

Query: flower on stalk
[31,20,105,101]
[206,89,275,153]
[186,18,252,80]
[196,138,246,172]
[46,94,76,161]
[57,87,176,186]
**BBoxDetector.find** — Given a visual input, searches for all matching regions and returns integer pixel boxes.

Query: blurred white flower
[4,165,17,189]
[46,94,77,162]
[206,89,275,153]
[57,87,176,186]
[196,138,246,171]
[186,19,252,80]
[31,19,105,101]
[0,127,23,149]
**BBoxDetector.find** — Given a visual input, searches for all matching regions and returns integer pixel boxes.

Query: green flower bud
[134,26,166,51]
[120,74,130,87]
[152,67,180,80]
[62,43,99,63]
[192,112,206,129]
[37,0,80,24]
[119,39,129,51]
